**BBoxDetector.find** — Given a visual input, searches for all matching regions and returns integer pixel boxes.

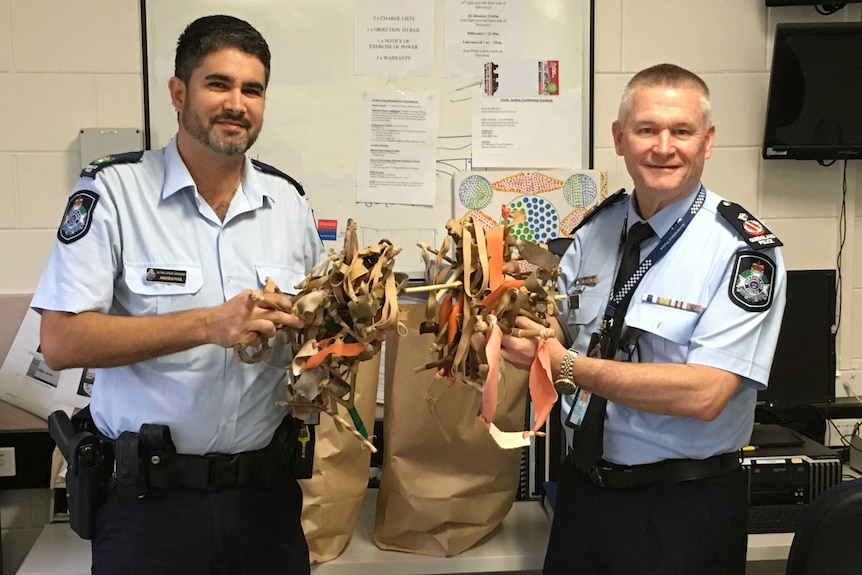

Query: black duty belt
[175,448,269,492]
[107,415,301,497]
[578,451,741,490]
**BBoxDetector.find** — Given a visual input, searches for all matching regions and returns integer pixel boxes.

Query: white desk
[18,466,860,575]
[15,491,548,575]
[14,521,89,575]
[12,495,796,575]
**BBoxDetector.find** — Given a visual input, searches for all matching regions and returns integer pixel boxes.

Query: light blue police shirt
[32,137,326,455]
[557,185,786,465]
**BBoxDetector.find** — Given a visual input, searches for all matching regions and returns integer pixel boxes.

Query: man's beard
[182,107,261,156]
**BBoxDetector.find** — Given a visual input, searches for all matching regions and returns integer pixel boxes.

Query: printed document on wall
[0,308,91,419]
[357,91,439,206]
[354,0,434,76]
[472,90,581,169]
[443,0,518,78]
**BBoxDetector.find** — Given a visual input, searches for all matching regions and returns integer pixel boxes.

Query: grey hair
[617,63,712,127]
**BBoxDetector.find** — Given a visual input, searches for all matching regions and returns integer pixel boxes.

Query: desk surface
[17,467,860,575]
[311,491,548,575]
[13,501,794,575]
[15,492,549,575]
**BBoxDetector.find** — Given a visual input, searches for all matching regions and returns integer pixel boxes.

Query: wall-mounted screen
[765,1,862,5]
[763,23,862,161]
[758,270,837,408]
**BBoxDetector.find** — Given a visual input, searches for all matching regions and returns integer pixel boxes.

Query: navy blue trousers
[92,480,309,575]
[543,457,748,575]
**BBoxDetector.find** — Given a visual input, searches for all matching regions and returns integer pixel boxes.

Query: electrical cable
[833,161,847,333]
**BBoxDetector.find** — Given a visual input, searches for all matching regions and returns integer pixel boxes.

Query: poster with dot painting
[453,170,610,241]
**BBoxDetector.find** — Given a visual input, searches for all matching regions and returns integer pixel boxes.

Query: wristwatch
[554,348,579,395]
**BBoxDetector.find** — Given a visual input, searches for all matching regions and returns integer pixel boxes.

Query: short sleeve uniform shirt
[557,185,786,465]
[32,138,326,455]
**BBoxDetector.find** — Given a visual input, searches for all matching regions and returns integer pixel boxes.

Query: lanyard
[602,185,706,322]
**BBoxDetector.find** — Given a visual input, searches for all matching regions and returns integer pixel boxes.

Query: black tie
[570,221,654,474]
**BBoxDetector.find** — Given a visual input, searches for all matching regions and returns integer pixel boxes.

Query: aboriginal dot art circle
[503,196,559,242]
[563,173,598,207]
[458,175,493,210]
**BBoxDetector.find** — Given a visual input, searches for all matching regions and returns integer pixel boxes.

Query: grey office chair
[784,478,862,575]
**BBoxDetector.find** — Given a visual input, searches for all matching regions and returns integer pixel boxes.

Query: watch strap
[554,348,579,395]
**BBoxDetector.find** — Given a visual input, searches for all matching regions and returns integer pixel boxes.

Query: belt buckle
[209,453,240,489]
[588,465,607,487]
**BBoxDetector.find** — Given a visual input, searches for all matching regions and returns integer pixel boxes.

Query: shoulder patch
[717,201,783,251]
[58,190,99,244]
[728,252,777,312]
[572,188,629,235]
[251,159,305,196]
[80,151,144,179]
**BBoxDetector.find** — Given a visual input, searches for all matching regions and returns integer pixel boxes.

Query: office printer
[744,424,843,534]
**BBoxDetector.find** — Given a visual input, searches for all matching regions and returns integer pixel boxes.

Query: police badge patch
[58,191,99,244]
[728,252,777,312]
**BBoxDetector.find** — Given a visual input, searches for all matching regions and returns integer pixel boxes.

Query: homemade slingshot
[413,208,563,449]
[234,219,407,452]
[233,210,563,451]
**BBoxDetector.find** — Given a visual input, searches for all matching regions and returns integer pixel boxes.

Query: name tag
[145,268,187,285]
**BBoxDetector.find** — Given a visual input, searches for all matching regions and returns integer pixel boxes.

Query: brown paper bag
[300,354,379,564]
[373,304,527,557]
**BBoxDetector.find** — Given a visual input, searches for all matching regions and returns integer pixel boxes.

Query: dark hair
[618,63,711,126]
[174,15,271,86]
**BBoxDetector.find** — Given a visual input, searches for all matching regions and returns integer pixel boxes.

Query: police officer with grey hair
[499,63,786,574]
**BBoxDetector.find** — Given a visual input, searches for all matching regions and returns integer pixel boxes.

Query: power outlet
[0,446,16,477]
[825,418,862,448]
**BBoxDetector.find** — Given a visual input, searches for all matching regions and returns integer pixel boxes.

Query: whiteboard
[142,0,592,274]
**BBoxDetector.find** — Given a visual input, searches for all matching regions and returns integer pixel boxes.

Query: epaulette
[572,188,629,235]
[80,151,144,179]
[717,200,783,251]
[251,159,305,196]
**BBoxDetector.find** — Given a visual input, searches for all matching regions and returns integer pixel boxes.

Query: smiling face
[169,47,266,157]
[612,84,714,214]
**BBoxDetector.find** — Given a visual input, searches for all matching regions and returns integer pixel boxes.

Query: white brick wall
[594,0,862,378]
[0,0,142,297]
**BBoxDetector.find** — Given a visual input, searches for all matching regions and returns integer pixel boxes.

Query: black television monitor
[765,1,862,5]
[763,23,862,161]
[758,269,837,408]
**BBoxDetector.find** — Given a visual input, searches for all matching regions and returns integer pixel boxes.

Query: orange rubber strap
[447,292,464,346]
[529,339,558,433]
[481,279,525,310]
[437,294,453,340]
[302,341,367,370]
[480,319,503,424]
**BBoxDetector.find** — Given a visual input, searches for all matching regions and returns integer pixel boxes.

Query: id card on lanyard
[564,186,706,430]
[567,388,592,428]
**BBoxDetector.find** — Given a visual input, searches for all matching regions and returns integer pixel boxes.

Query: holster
[48,408,112,540]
